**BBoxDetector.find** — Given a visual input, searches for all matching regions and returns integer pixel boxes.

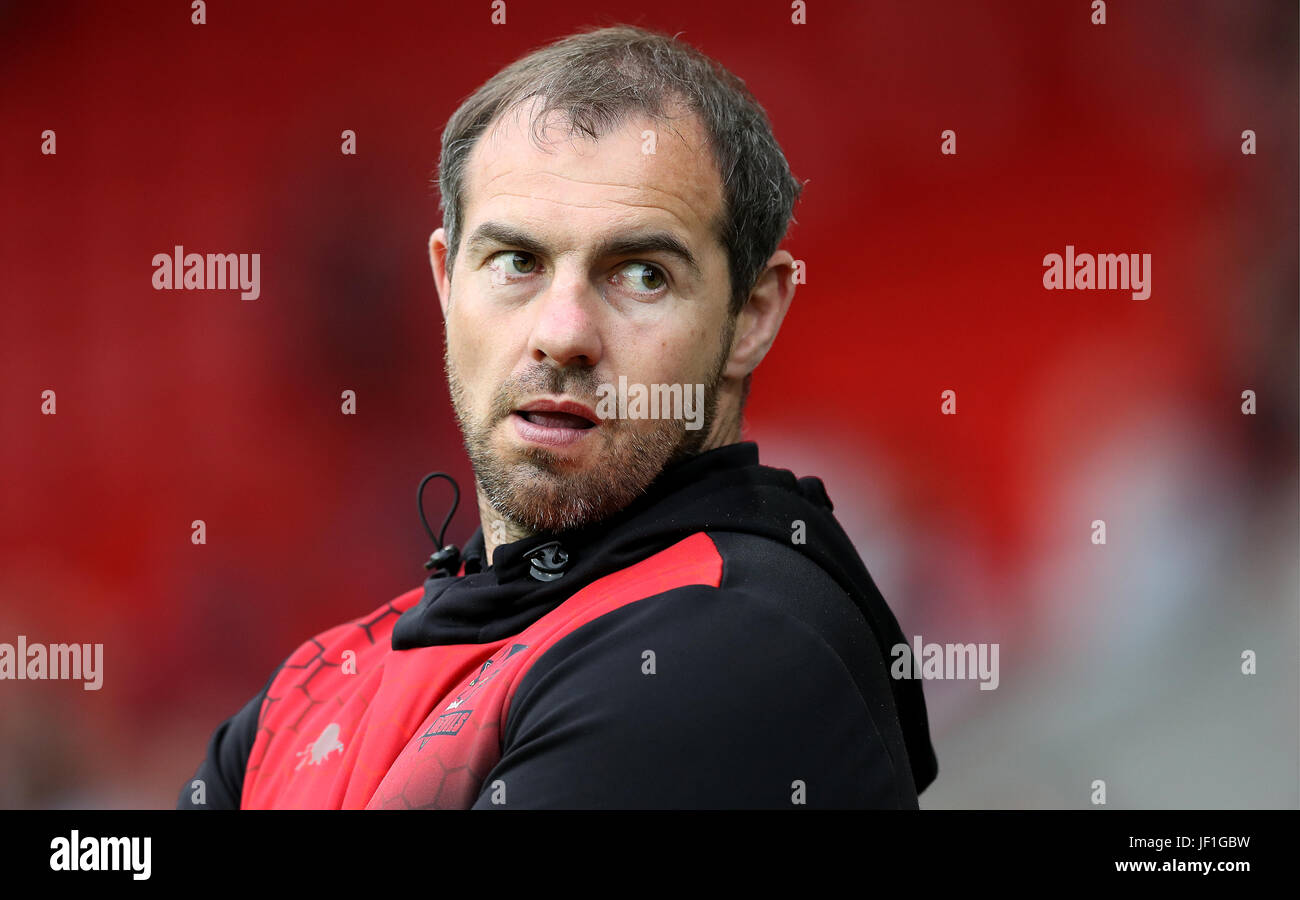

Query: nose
[527,268,603,370]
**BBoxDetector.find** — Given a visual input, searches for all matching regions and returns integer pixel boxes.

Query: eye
[487,250,539,279]
[614,261,667,296]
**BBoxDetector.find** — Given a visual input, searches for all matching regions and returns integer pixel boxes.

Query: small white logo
[296,722,345,769]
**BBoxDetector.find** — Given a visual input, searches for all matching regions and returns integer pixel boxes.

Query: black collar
[392,441,758,648]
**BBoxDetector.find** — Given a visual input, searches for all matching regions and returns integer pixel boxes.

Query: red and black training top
[178,441,938,809]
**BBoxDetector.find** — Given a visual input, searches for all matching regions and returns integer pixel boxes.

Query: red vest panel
[241,532,723,809]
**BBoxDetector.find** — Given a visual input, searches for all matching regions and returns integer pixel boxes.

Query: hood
[392,440,938,793]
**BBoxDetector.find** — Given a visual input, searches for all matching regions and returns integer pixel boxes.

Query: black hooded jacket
[180,440,937,809]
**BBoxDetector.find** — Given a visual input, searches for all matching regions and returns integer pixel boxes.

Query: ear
[722,248,797,380]
[429,228,452,318]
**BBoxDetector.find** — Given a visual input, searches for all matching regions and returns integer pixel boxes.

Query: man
[179,23,937,810]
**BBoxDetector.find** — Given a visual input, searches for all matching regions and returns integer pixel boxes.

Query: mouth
[510,398,600,448]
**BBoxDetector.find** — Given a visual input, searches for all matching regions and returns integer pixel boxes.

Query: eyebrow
[464,221,704,280]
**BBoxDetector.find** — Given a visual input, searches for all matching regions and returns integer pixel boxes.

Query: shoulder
[508,545,883,735]
[272,587,423,674]
[493,537,918,808]
[509,530,899,726]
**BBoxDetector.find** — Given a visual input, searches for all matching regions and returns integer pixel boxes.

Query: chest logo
[418,643,529,748]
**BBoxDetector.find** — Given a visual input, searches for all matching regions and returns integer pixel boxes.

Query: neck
[475,486,535,567]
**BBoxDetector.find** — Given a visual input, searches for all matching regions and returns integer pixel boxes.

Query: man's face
[437,101,737,534]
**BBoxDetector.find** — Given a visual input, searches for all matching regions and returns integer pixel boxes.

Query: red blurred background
[1,0,1295,808]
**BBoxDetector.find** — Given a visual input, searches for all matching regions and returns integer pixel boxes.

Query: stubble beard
[444,320,734,535]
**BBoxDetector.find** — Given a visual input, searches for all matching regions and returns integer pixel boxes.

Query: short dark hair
[435,23,804,318]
